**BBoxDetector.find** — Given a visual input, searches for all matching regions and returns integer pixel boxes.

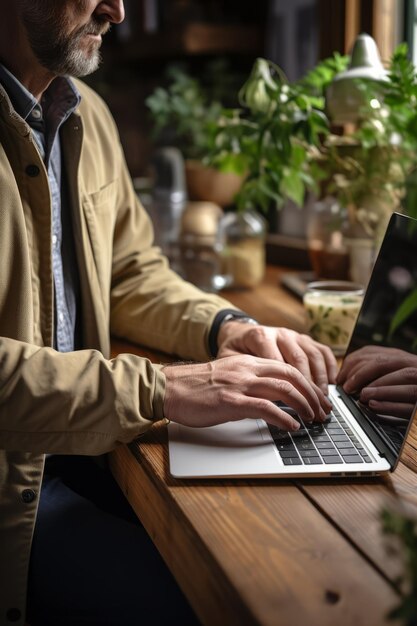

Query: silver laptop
[168,212,417,478]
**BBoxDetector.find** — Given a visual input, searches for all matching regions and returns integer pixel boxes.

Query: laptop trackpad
[168,419,279,478]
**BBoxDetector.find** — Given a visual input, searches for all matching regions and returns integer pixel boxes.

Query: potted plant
[205,54,348,283]
[146,65,245,207]
[208,41,417,282]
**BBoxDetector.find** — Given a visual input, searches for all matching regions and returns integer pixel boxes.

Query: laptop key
[291,429,309,438]
[343,455,364,463]
[297,441,316,450]
[325,427,345,435]
[329,434,349,442]
[299,449,320,458]
[315,441,335,449]
[282,457,303,465]
[275,441,295,450]
[279,450,300,458]
[323,456,343,464]
[362,456,372,463]
[303,456,323,465]
[310,434,330,442]
[339,447,357,456]
[335,441,357,449]
[320,448,342,457]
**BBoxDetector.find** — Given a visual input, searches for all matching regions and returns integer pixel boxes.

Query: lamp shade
[325,33,388,124]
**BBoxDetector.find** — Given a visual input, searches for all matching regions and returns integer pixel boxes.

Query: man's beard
[19,1,110,77]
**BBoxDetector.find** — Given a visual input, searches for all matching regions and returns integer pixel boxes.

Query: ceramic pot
[185,160,243,207]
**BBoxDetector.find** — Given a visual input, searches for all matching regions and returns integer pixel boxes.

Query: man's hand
[217,322,338,393]
[337,346,417,418]
[163,355,332,431]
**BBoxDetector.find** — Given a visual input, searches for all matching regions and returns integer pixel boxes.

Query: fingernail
[292,420,300,431]
[319,408,328,421]
[360,387,371,399]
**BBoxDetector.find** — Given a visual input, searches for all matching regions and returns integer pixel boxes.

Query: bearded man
[0,2,336,624]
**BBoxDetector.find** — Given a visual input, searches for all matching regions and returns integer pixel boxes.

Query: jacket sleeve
[105,120,238,362]
[0,336,165,455]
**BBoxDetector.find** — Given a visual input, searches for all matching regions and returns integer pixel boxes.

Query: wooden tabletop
[109,266,417,626]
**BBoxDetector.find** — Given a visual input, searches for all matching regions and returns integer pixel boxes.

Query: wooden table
[109,266,417,626]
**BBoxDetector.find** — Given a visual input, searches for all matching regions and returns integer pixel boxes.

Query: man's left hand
[217,322,338,393]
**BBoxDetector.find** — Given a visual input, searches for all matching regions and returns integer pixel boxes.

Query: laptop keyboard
[268,405,374,466]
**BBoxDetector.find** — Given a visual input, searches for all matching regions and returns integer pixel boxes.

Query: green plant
[319,43,417,235]
[208,45,417,228]
[382,507,417,625]
[208,54,348,212]
[145,65,222,161]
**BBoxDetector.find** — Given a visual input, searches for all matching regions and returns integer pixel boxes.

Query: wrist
[208,309,258,357]
[217,315,259,351]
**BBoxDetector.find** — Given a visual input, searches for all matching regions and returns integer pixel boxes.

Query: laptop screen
[343,212,417,458]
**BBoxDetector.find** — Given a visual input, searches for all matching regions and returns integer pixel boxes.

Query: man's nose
[96,0,125,24]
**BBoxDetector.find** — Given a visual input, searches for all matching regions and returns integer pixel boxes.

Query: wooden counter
[109,266,417,626]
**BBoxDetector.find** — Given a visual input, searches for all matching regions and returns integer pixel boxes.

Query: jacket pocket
[82,180,118,302]
[84,179,118,214]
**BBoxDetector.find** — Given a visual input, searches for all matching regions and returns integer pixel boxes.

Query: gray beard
[20,2,106,77]
[42,42,102,77]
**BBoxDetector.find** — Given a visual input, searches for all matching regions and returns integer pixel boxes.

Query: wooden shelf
[266,233,312,270]
[107,22,264,61]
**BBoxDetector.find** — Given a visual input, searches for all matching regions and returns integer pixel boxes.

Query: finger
[232,396,301,431]
[250,398,303,431]
[311,381,333,414]
[276,336,312,382]
[253,361,328,421]
[363,369,417,390]
[361,383,417,404]
[367,399,415,419]
[341,363,390,393]
[247,378,317,423]
[297,337,338,392]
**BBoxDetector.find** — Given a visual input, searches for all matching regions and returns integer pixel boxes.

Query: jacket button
[6,608,21,622]
[25,164,40,177]
[21,488,36,503]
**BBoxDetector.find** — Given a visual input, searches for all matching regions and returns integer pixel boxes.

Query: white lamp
[325,33,388,125]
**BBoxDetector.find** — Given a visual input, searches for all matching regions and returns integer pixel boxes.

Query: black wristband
[208,309,258,357]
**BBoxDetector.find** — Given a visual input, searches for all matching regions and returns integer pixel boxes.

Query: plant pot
[185,160,243,207]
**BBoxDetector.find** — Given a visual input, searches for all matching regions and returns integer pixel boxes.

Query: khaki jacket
[0,79,235,625]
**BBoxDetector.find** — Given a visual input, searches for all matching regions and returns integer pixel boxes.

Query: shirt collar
[0,63,81,124]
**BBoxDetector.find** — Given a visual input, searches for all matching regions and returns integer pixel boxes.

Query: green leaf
[280,170,305,206]
[389,288,417,337]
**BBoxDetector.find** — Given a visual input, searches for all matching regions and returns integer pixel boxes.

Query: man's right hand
[162,355,331,431]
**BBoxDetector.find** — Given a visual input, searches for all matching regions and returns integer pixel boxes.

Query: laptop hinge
[336,386,398,470]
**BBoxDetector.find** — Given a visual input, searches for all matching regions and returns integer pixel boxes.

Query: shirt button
[21,489,36,504]
[52,234,58,246]
[31,108,42,120]
[25,164,40,177]
[58,311,64,323]
[6,608,21,622]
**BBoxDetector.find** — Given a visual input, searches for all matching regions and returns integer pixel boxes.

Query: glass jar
[307,197,350,280]
[218,209,266,288]
[303,280,364,355]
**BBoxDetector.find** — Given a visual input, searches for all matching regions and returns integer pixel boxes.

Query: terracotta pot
[185,160,243,207]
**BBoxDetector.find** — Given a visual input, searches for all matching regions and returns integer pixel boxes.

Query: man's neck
[0,7,55,101]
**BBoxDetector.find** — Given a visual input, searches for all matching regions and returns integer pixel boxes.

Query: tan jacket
[0,79,235,625]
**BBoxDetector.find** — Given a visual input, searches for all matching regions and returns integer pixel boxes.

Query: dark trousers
[26,455,199,626]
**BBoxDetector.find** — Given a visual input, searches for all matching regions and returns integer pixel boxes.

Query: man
[0,1,337,624]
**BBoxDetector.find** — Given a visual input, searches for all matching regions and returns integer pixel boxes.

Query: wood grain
[109,265,415,626]
[110,425,400,626]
